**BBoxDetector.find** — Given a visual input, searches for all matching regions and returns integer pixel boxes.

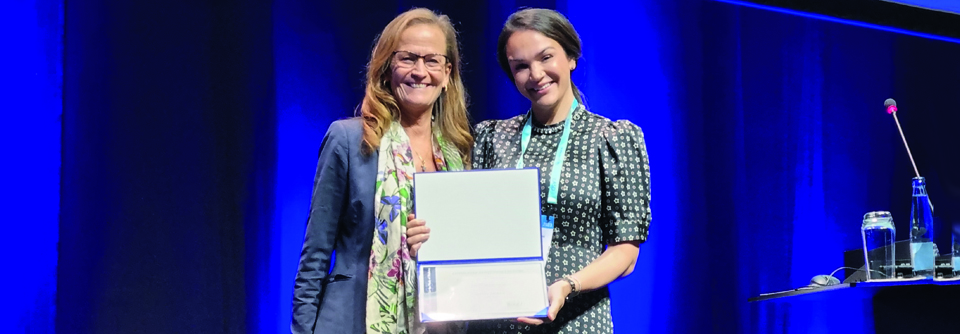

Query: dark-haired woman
[408,8,650,334]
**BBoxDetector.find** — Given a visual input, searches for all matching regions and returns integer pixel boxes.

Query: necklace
[412,148,428,172]
[400,115,432,172]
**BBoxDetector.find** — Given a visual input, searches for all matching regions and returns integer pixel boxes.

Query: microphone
[884,98,898,114]
[885,98,934,212]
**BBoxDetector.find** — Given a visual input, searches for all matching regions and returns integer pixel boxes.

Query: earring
[433,90,445,122]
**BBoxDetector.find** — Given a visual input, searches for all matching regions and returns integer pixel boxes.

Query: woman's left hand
[517,280,571,325]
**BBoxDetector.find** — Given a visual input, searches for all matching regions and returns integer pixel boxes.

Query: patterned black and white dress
[466,105,652,334]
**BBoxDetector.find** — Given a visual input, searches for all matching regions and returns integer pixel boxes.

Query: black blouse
[467,105,651,334]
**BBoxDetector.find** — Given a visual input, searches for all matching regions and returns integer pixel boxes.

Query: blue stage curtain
[59,0,275,332]
[54,0,960,333]
[1,0,62,332]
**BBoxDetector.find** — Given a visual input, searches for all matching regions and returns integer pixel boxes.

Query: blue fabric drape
[54,0,960,333]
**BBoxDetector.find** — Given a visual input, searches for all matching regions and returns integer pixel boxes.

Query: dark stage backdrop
[33,0,960,333]
[59,0,275,333]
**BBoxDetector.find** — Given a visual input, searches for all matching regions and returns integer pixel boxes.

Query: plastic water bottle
[953,223,959,274]
[862,211,896,280]
[910,177,935,277]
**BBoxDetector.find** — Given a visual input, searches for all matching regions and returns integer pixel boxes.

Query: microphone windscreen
[885,98,898,114]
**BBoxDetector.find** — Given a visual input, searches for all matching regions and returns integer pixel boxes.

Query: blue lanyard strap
[516,99,579,205]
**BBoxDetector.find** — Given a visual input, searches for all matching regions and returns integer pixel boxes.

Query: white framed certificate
[418,261,548,321]
[413,168,548,322]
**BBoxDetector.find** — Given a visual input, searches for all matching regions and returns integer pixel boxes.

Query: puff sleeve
[598,120,651,245]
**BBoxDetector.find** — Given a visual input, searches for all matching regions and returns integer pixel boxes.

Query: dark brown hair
[497,8,585,104]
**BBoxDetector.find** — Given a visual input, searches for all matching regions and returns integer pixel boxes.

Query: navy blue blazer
[292,118,378,334]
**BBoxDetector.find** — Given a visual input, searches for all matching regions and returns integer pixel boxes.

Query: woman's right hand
[406,213,430,257]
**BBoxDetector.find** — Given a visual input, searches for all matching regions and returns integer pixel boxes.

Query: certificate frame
[413,168,549,322]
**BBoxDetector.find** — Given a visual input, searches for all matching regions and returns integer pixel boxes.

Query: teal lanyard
[515,99,579,205]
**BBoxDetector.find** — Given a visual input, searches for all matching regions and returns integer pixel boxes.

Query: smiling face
[389,24,451,116]
[504,29,577,115]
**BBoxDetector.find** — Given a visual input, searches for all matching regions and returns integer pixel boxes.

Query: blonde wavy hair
[359,8,473,164]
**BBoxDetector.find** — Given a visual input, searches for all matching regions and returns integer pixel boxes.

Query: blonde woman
[291,8,472,334]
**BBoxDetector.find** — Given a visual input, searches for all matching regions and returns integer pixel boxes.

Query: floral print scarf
[366,121,463,334]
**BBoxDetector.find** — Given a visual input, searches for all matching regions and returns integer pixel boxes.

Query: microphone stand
[889,104,934,212]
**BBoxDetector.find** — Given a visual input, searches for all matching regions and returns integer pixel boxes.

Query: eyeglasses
[392,51,449,71]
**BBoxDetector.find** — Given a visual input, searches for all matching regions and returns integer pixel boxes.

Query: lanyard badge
[516,99,579,262]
